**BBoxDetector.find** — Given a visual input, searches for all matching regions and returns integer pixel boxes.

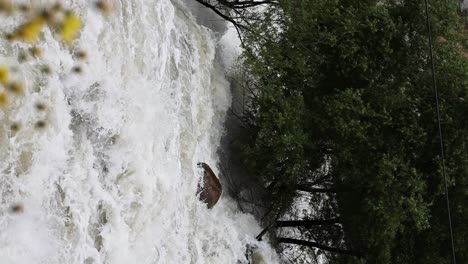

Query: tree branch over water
[193,0,247,30]
[278,238,358,256]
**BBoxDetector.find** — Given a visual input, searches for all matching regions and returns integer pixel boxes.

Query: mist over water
[0,0,277,263]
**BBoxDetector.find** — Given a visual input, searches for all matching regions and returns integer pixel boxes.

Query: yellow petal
[0,92,8,108]
[0,66,8,84]
[60,12,82,44]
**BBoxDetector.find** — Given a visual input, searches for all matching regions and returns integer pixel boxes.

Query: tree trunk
[278,237,358,256]
[276,218,340,228]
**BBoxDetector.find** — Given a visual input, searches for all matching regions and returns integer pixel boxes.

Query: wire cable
[423,0,457,263]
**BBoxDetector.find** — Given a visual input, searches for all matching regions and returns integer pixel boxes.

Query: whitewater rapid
[0,1,277,263]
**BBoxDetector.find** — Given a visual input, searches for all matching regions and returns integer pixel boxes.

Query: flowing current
[0,1,278,263]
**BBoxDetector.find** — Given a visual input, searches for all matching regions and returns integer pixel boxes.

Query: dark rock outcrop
[196,162,222,209]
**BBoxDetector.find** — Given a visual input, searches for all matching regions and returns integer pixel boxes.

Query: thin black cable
[423,1,457,263]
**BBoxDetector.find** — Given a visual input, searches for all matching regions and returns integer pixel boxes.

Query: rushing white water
[0,1,278,263]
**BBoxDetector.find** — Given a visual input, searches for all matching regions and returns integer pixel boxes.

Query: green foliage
[236,0,468,262]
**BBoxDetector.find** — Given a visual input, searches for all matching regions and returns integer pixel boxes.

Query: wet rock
[251,250,267,264]
[196,162,222,209]
[246,245,268,264]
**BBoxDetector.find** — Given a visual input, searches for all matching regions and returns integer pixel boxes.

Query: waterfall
[0,0,278,263]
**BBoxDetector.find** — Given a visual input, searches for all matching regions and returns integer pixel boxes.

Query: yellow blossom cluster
[4,3,83,44]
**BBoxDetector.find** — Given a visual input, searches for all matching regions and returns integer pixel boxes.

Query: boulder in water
[251,250,267,264]
[196,162,222,209]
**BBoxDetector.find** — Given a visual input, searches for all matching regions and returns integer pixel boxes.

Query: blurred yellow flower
[10,122,21,132]
[95,0,114,15]
[30,46,43,58]
[0,66,8,84]
[8,82,25,95]
[0,0,13,13]
[0,92,8,108]
[16,16,47,42]
[60,12,82,44]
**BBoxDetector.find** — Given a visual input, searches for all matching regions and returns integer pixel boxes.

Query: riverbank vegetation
[196,0,468,263]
